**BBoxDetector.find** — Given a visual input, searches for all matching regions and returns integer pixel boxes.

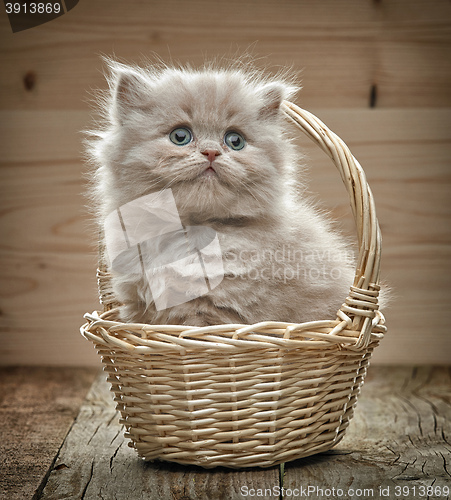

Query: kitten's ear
[108,62,152,124]
[257,82,289,119]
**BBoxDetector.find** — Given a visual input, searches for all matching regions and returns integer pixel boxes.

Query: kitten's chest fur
[184,214,283,283]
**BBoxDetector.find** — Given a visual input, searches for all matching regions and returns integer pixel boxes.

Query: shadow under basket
[81,102,387,469]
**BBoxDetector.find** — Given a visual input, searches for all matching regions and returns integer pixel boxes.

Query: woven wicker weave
[81,102,386,469]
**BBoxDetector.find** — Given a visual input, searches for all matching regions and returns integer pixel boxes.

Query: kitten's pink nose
[202,149,220,163]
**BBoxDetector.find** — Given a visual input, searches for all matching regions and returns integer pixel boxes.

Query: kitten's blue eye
[169,127,192,146]
[224,131,245,151]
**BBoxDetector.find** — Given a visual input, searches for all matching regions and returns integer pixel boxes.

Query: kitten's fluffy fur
[86,60,356,326]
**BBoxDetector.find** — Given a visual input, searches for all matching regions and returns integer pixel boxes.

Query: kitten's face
[100,66,295,220]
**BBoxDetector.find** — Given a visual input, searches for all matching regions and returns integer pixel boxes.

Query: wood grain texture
[0,111,100,366]
[0,366,97,500]
[38,372,279,500]
[301,108,451,365]
[0,0,450,110]
[1,0,450,366]
[283,366,451,498]
[35,366,451,499]
[1,107,450,365]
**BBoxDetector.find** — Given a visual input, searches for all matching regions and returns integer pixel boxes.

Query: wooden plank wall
[0,0,450,366]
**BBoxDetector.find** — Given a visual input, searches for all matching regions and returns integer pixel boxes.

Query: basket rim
[81,307,386,353]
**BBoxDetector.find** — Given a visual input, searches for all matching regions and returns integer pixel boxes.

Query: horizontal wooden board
[0,111,88,163]
[33,366,451,499]
[0,0,450,110]
[0,366,97,499]
[297,108,451,364]
[0,107,450,365]
[284,366,451,496]
[0,108,98,361]
[20,369,280,500]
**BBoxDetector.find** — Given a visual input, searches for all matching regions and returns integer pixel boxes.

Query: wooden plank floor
[2,366,449,500]
[0,367,98,500]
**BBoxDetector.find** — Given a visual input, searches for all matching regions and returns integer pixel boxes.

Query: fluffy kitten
[86,60,356,326]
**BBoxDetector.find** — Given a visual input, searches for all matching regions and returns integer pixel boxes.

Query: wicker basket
[81,101,386,469]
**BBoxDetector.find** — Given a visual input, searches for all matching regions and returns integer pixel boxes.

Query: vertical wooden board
[39,373,280,500]
[282,366,451,498]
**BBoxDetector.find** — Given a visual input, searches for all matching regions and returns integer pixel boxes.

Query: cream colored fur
[86,60,357,326]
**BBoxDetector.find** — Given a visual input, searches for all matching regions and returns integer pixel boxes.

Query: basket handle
[282,101,383,346]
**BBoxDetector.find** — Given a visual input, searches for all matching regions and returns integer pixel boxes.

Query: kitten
[86,60,357,327]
